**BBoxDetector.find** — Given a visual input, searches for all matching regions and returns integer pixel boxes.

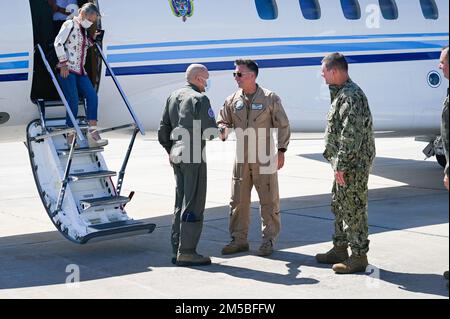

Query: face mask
[204,78,211,92]
[81,19,93,29]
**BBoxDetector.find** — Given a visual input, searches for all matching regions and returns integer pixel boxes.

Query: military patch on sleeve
[208,107,215,119]
[235,100,244,111]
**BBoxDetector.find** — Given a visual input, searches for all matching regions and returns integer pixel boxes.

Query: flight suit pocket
[253,107,270,124]
[232,110,244,127]
[231,177,242,207]
[254,173,272,205]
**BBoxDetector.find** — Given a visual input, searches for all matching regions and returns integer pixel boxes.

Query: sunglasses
[233,72,252,78]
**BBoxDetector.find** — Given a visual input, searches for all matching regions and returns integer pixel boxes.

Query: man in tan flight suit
[217,59,291,257]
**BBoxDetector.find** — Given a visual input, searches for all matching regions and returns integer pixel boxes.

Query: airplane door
[0,0,34,139]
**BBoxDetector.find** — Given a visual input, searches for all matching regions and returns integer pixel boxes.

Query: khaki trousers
[229,162,281,244]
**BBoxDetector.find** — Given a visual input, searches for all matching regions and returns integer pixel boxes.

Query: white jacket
[54,19,94,75]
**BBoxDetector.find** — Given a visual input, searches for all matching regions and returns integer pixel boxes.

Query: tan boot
[316,245,349,264]
[221,240,249,255]
[176,253,211,267]
[257,240,274,257]
[87,127,108,148]
[332,254,369,274]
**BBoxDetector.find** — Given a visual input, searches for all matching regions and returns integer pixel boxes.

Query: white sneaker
[87,128,108,148]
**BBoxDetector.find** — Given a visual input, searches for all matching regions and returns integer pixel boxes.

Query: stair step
[32,128,76,142]
[80,196,130,210]
[57,147,104,156]
[39,100,86,108]
[80,220,156,244]
[69,170,116,181]
[48,124,89,131]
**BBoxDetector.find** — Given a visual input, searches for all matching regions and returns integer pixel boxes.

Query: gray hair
[322,53,349,72]
[80,3,101,17]
[186,64,208,82]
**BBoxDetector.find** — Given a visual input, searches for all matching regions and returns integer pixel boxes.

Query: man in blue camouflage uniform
[315,53,376,274]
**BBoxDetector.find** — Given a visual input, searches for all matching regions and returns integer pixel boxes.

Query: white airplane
[0,0,448,243]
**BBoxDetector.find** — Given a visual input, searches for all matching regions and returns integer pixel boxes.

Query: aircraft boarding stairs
[26,44,156,244]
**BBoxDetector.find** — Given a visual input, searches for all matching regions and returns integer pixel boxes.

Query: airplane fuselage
[0,0,449,142]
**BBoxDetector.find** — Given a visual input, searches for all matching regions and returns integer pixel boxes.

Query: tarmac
[0,133,448,299]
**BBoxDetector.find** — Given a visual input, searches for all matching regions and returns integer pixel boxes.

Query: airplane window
[255,0,278,20]
[378,0,399,20]
[341,0,361,20]
[420,0,439,20]
[299,0,321,20]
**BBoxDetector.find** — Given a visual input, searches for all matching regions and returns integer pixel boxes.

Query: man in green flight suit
[158,64,218,267]
[315,53,376,274]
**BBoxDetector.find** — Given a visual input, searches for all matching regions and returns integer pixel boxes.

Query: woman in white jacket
[54,2,107,147]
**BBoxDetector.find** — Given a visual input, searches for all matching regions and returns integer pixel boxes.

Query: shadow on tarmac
[0,157,448,297]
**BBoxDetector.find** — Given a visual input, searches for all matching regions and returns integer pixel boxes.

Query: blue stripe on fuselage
[0,73,28,82]
[107,32,449,50]
[107,40,446,63]
[107,51,441,76]
[0,60,29,70]
[0,52,29,59]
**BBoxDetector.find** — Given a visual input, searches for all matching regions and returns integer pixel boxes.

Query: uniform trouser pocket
[230,163,251,209]
[172,163,207,253]
[229,164,252,242]
[254,172,281,242]
[230,177,242,208]
[331,171,370,254]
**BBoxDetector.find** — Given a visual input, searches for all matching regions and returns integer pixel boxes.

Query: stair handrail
[35,44,85,141]
[95,43,145,136]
